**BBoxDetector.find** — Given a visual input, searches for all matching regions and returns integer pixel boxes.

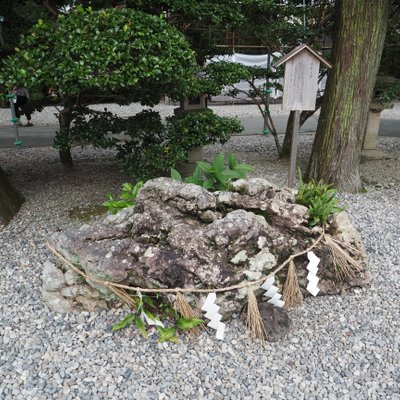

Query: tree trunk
[306,0,390,192]
[280,98,323,159]
[58,107,74,168]
[0,166,24,228]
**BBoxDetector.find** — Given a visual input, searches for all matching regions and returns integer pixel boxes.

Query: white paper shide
[261,276,285,308]
[201,292,226,340]
[306,251,320,296]
[137,291,165,328]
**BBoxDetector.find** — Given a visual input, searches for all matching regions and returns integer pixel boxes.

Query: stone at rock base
[259,302,291,342]
[42,261,109,313]
[42,261,65,291]
[42,290,75,313]
[64,269,83,286]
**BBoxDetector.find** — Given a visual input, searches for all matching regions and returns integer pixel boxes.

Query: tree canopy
[0,7,198,106]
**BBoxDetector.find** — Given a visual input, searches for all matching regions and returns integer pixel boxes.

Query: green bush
[297,175,344,226]
[121,110,242,180]
[61,108,243,181]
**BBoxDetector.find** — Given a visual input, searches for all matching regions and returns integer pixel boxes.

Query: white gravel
[0,104,399,399]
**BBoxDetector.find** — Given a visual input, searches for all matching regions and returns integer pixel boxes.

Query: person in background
[13,85,33,127]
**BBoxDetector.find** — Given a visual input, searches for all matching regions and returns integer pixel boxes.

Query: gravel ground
[0,109,399,399]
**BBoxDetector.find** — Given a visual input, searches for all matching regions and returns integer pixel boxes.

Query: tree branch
[42,0,58,17]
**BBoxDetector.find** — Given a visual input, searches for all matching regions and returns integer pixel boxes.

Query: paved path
[0,115,398,149]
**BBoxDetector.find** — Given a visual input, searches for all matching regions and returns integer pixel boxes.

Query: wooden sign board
[274,44,332,112]
[282,51,320,111]
[274,44,332,187]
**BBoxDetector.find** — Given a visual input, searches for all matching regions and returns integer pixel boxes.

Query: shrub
[297,175,344,226]
[61,108,243,181]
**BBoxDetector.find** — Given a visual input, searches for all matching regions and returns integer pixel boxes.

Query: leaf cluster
[103,181,143,215]
[171,153,254,191]
[297,174,345,226]
[0,7,198,104]
[111,293,203,344]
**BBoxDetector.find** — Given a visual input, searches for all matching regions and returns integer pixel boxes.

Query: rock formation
[44,177,371,315]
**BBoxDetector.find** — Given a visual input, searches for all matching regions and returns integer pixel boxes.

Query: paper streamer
[141,310,165,328]
[201,292,226,340]
[261,276,285,308]
[306,251,320,296]
[137,291,165,328]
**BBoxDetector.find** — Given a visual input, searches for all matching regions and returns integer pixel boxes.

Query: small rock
[258,302,291,342]
[64,269,83,286]
[75,296,108,311]
[230,250,248,264]
[42,261,66,291]
[61,284,100,299]
[42,290,75,313]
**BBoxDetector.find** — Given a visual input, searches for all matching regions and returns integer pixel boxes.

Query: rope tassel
[283,260,303,309]
[175,292,204,334]
[324,234,363,280]
[246,288,267,341]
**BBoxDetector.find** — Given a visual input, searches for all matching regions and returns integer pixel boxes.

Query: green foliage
[297,173,344,226]
[157,326,179,344]
[103,181,143,214]
[167,109,243,148]
[0,7,198,105]
[111,293,204,344]
[64,108,242,181]
[176,317,204,330]
[171,153,254,191]
[111,313,135,332]
[374,76,400,104]
[117,109,242,180]
[203,61,283,98]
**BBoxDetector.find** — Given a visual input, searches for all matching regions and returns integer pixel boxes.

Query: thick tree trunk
[0,166,24,228]
[58,107,74,168]
[306,0,390,192]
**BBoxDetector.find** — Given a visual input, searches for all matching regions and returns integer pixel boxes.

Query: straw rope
[45,230,325,295]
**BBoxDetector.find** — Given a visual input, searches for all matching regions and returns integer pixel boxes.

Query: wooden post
[7,92,22,148]
[288,110,300,187]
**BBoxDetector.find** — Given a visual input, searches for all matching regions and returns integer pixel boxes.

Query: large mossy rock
[46,178,371,315]
[0,166,23,229]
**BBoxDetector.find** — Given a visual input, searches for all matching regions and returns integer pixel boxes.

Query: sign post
[274,44,331,187]
[6,92,22,148]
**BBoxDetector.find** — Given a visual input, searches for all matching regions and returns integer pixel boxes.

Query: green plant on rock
[297,172,344,226]
[103,181,143,214]
[111,294,203,344]
[171,153,254,191]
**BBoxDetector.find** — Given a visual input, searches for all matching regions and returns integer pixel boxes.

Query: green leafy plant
[103,181,143,214]
[60,108,242,181]
[171,153,254,191]
[119,110,242,180]
[297,172,344,226]
[111,293,203,344]
[0,7,198,167]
